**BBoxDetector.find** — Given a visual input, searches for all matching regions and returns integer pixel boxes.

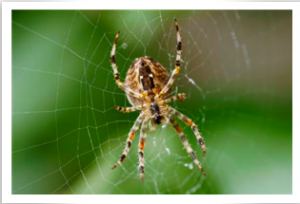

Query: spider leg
[111,31,144,99]
[169,107,206,157]
[156,19,182,99]
[112,113,145,169]
[114,105,142,113]
[138,117,149,181]
[159,93,186,104]
[170,117,206,175]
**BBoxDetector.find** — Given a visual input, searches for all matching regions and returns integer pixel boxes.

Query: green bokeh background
[12,10,292,194]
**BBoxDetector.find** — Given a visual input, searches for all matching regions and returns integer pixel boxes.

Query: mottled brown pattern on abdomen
[125,56,170,106]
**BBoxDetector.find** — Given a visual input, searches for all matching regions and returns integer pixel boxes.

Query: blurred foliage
[12,10,292,194]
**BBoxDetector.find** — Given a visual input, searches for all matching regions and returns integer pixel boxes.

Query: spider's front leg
[156,19,182,99]
[112,113,145,169]
[138,117,149,181]
[170,117,206,175]
[169,107,206,156]
[110,31,144,100]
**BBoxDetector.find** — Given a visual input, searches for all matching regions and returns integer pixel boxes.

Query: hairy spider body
[110,19,206,181]
[125,57,170,107]
[150,102,162,124]
[125,56,171,125]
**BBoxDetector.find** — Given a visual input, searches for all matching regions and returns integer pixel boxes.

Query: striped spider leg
[169,116,206,175]
[112,112,146,169]
[156,19,182,99]
[111,31,146,100]
[114,104,144,113]
[159,93,187,104]
[168,107,206,157]
[138,116,151,181]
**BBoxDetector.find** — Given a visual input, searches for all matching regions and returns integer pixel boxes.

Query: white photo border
[2,1,298,203]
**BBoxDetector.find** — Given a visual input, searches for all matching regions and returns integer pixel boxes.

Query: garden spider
[111,19,206,181]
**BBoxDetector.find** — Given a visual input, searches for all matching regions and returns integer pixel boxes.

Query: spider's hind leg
[110,31,144,99]
[156,19,182,99]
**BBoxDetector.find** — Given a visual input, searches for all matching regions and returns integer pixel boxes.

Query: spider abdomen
[125,56,170,106]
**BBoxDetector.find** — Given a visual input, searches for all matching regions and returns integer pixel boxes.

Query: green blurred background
[12,10,292,194]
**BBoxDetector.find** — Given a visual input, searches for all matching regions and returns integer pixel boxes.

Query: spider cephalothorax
[110,19,206,181]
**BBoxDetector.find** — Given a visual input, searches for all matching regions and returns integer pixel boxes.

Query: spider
[110,19,206,181]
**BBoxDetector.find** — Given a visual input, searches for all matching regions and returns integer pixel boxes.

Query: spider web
[12,10,292,194]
